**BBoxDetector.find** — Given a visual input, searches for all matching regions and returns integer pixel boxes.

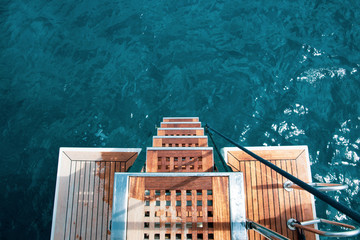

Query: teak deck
[126,176,231,240]
[51,148,141,240]
[223,146,317,240]
[52,117,318,240]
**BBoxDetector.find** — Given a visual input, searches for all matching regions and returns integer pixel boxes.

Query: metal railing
[287,218,360,237]
[284,180,348,192]
[247,220,290,240]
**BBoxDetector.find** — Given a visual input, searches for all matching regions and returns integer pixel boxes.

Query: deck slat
[250,160,260,240]
[85,161,95,240]
[163,117,199,122]
[212,177,231,240]
[244,159,254,240]
[260,162,270,230]
[286,160,296,239]
[160,122,201,128]
[64,160,76,239]
[127,177,145,239]
[271,161,282,236]
[71,161,81,239]
[79,161,88,239]
[265,162,276,232]
[91,163,100,239]
[96,162,105,240]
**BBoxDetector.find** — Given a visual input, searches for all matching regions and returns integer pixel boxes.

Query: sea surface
[1,0,360,239]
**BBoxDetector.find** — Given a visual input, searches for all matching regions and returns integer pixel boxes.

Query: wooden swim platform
[223,146,318,240]
[51,148,141,240]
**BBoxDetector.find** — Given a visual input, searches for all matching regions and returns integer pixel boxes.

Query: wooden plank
[244,159,254,240]
[275,160,287,236]
[96,162,105,240]
[62,159,76,240]
[85,161,95,240]
[265,162,276,232]
[260,162,270,230]
[160,123,201,128]
[170,189,177,240]
[74,161,86,239]
[228,149,303,161]
[157,129,204,136]
[250,160,260,240]
[102,162,111,239]
[65,151,139,162]
[181,189,187,240]
[69,161,81,239]
[107,161,115,238]
[201,150,214,172]
[256,161,265,228]
[270,161,282,235]
[202,189,209,240]
[146,150,214,173]
[159,189,166,240]
[146,150,158,173]
[90,162,100,239]
[80,161,89,239]
[152,137,208,148]
[163,117,199,122]
[153,138,163,147]
[145,177,212,190]
[212,177,231,240]
[191,190,198,239]
[280,160,293,239]
[291,158,303,236]
[285,160,296,240]
[127,177,145,239]
[149,189,156,240]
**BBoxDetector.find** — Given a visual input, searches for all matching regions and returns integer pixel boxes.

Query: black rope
[205,126,232,172]
[294,220,306,240]
[205,124,360,225]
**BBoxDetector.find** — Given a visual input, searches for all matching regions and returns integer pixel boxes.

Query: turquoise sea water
[1,0,360,239]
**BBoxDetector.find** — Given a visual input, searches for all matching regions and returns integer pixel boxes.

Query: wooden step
[153,136,208,147]
[160,122,202,128]
[146,147,213,172]
[163,117,199,122]
[157,128,204,136]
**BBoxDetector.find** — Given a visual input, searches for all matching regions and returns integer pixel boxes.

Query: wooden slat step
[153,136,208,147]
[146,147,213,172]
[157,128,204,136]
[160,122,202,128]
[163,117,199,122]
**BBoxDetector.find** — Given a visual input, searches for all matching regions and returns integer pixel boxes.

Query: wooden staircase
[146,117,214,173]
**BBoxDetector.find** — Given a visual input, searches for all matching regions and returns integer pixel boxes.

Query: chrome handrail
[284,180,348,192]
[287,218,360,237]
[247,220,290,240]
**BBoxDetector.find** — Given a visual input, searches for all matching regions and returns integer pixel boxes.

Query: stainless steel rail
[246,220,290,240]
[284,180,348,192]
[287,218,360,237]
